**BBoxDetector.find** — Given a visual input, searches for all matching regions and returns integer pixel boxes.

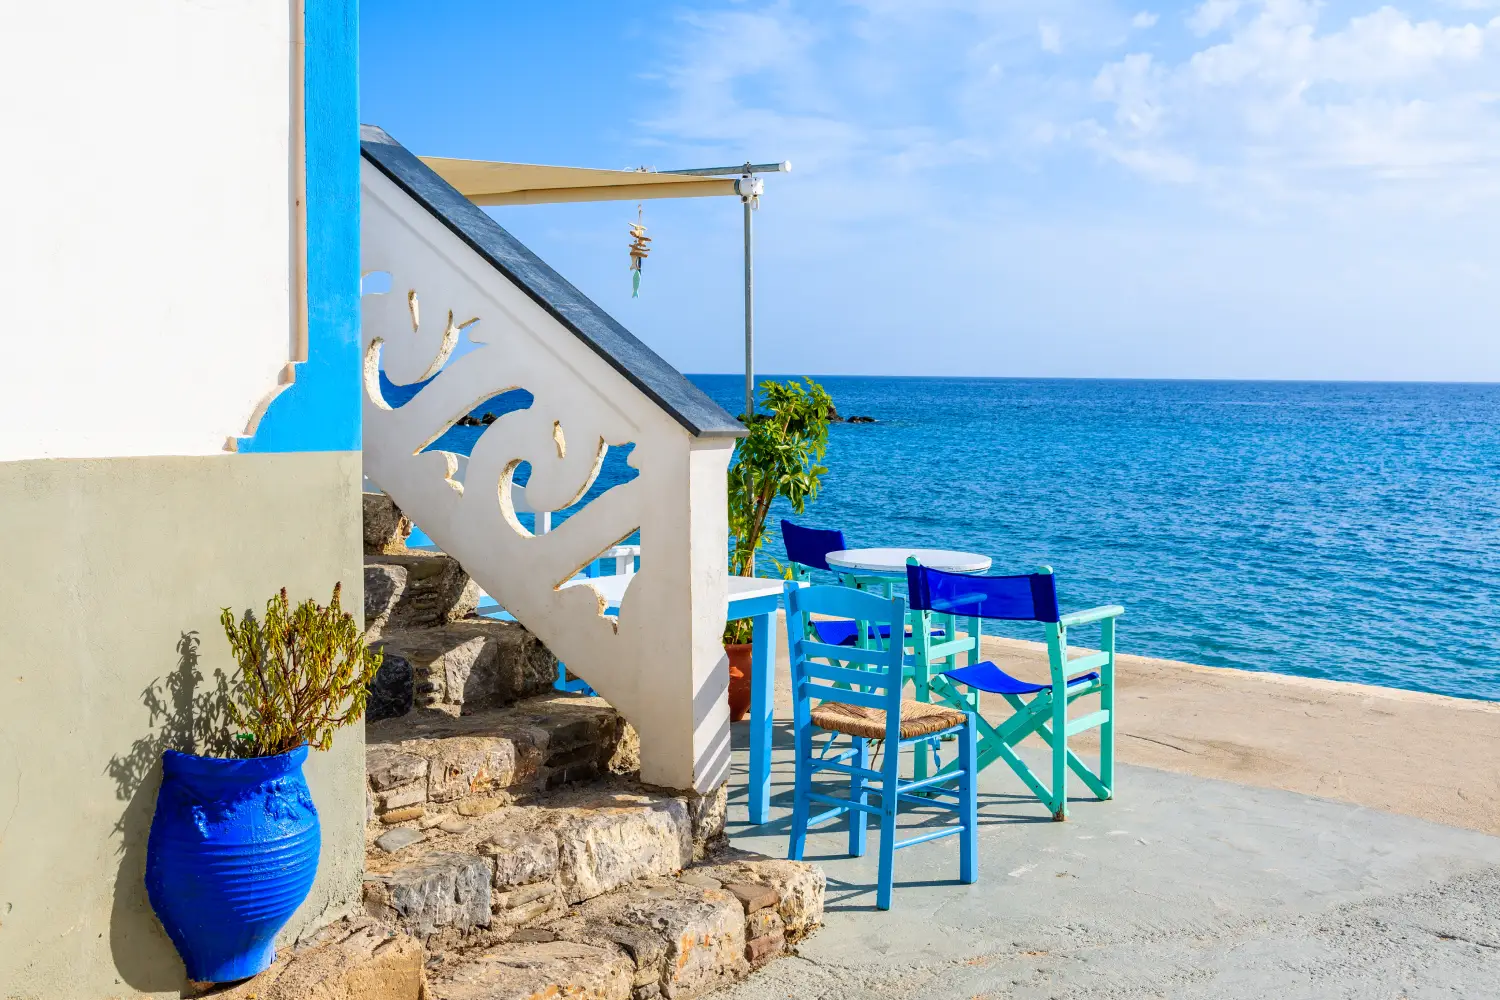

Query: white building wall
[0,2,298,460]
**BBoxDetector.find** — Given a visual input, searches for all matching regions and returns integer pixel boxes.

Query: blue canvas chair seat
[943,662,1100,697]
[785,582,978,910]
[811,620,891,646]
[907,559,1123,822]
[813,620,948,648]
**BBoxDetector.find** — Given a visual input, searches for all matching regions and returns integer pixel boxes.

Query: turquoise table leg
[748,604,778,825]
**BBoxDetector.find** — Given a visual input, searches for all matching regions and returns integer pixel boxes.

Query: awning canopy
[419,157,740,206]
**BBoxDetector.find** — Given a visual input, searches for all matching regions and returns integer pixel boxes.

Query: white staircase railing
[359,131,742,793]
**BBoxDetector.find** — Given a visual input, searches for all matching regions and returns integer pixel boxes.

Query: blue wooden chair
[785,582,978,910]
[906,559,1122,822]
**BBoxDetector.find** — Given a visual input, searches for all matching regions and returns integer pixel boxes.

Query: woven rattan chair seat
[810,699,967,740]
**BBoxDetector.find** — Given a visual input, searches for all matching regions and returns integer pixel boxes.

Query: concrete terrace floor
[721,722,1500,1000]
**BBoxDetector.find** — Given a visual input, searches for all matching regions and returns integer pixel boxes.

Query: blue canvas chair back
[782,520,847,580]
[783,520,897,647]
[906,563,1060,623]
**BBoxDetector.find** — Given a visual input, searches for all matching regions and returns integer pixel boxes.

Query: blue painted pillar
[239,0,361,453]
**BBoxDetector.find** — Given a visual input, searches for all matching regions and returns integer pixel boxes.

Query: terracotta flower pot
[725,642,753,722]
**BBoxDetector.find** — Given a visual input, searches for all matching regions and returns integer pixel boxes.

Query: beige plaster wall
[0,452,365,999]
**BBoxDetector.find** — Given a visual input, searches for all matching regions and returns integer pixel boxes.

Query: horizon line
[685,373,1500,387]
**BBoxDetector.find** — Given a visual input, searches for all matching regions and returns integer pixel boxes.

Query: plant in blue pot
[145,583,381,984]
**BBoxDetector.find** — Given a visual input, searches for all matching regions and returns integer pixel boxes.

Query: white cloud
[1087,2,1500,210]
[1039,20,1063,53]
[614,0,1500,380]
[1132,11,1161,28]
[1188,0,1243,35]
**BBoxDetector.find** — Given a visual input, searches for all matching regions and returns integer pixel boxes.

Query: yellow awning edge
[419,157,740,206]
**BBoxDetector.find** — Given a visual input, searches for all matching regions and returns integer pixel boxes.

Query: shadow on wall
[104,631,240,993]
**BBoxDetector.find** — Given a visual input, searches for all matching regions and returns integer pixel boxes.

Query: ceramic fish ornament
[628,205,651,297]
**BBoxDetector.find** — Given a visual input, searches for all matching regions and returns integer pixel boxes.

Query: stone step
[366,551,483,636]
[364,778,727,947]
[368,618,558,718]
[425,851,825,1000]
[201,917,427,1000]
[367,694,636,828]
[364,490,414,555]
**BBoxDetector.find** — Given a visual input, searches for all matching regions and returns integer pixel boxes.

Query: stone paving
[716,722,1500,1000]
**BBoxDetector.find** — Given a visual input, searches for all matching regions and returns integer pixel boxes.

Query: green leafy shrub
[725,377,834,643]
[219,583,383,758]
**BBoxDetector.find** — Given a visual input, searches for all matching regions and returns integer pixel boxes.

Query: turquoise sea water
[401,374,1500,702]
[694,375,1500,703]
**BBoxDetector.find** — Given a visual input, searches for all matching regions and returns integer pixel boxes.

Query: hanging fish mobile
[628,205,651,298]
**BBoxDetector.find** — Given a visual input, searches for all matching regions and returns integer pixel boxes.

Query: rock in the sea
[827,403,844,423]
[846,415,877,424]
[363,492,413,555]
[366,649,414,722]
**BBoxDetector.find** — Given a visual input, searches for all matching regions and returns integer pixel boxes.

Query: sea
[401,374,1500,703]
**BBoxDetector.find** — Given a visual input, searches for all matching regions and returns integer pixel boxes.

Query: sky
[360,1,1500,381]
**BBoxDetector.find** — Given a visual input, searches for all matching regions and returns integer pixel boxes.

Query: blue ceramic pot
[145,746,320,983]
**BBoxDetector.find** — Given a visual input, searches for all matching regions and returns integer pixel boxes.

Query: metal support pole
[743,196,754,422]
[673,161,785,421]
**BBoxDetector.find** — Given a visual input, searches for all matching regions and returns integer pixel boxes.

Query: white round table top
[825,547,992,575]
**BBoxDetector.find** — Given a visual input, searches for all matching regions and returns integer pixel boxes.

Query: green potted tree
[144,583,382,984]
[725,377,834,720]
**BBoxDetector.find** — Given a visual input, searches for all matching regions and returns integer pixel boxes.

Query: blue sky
[361,1,1500,381]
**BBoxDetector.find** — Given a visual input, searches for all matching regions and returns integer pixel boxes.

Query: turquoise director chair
[784,582,978,910]
[906,559,1122,822]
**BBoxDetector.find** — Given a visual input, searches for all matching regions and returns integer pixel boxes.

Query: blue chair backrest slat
[907,562,1061,623]
[792,639,895,668]
[799,660,896,693]
[782,520,847,572]
[785,583,906,717]
[794,682,892,712]
[788,582,897,623]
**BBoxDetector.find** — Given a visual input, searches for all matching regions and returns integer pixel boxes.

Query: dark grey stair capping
[360,125,746,439]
